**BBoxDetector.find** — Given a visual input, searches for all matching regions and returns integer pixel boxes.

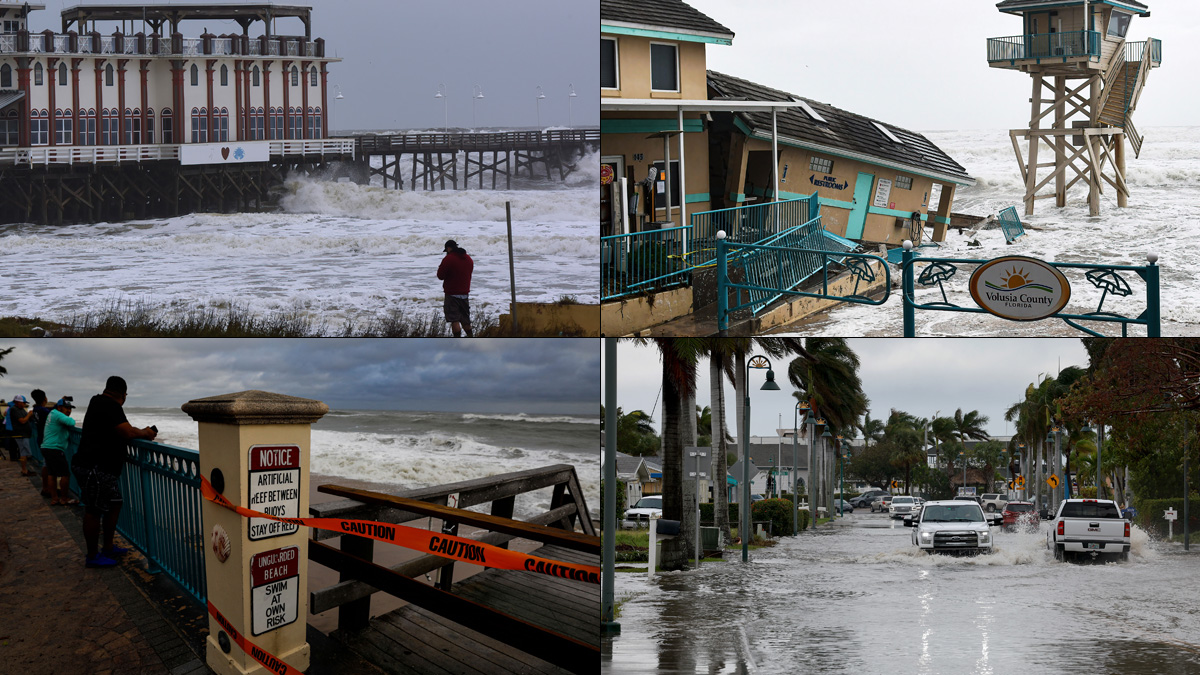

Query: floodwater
[604,512,1200,674]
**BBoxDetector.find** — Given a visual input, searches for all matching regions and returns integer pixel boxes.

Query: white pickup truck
[1046,498,1130,562]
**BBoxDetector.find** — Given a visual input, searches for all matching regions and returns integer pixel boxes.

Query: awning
[0,90,25,111]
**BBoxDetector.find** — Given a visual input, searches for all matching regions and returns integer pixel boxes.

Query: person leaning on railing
[70,376,158,569]
[42,398,80,506]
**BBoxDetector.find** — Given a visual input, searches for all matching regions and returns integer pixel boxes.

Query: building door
[846,172,874,240]
[601,155,625,237]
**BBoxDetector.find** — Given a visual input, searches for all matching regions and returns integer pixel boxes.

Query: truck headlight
[920,532,932,541]
[979,531,990,542]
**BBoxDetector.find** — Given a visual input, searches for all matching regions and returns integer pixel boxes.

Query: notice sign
[872,178,892,208]
[248,444,301,541]
[250,546,299,636]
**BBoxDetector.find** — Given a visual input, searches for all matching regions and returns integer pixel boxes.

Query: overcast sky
[0,338,599,414]
[686,0,1198,131]
[26,0,599,132]
[604,338,1091,439]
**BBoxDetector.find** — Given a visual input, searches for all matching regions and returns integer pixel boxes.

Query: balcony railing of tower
[0,30,324,58]
[986,30,1101,62]
[1125,38,1162,66]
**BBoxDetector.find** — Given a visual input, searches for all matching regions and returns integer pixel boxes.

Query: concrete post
[182,390,328,675]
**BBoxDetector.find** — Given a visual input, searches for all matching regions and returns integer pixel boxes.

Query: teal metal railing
[28,428,206,604]
[1125,38,1162,66]
[987,30,1100,63]
[601,225,690,301]
[738,216,856,314]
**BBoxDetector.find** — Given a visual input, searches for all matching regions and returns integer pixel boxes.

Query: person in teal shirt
[42,398,78,506]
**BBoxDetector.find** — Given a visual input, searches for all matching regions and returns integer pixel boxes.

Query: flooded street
[604,513,1200,674]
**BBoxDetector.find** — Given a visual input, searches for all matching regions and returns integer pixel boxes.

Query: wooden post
[1025,73,1042,216]
[182,390,329,675]
[1054,76,1066,207]
[1088,76,1101,216]
[1115,131,1127,208]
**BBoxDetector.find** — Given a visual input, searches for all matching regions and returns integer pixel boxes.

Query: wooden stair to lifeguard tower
[1097,42,1154,158]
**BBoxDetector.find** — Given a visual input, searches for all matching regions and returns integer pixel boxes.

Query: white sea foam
[460,412,600,425]
[787,126,1200,336]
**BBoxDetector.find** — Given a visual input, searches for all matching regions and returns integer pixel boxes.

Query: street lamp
[837,434,846,518]
[822,426,833,518]
[742,355,779,562]
[793,401,809,536]
[472,84,484,129]
[567,83,577,127]
[1018,441,1026,499]
[535,85,546,129]
[813,417,827,520]
[434,83,448,134]
[332,84,344,135]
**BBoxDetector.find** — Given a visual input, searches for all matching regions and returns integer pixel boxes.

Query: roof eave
[601,19,734,44]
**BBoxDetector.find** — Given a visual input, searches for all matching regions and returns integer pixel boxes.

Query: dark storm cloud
[27,0,598,131]
[0,339,599,414]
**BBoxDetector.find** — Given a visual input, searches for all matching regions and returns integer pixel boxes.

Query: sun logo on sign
[1000,266,1029,289]
[984,265,1053,293]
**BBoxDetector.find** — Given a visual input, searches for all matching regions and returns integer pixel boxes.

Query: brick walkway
[0,457,207,675]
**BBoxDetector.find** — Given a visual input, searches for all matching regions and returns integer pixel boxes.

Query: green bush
[796,506,810,532]
[1133,495,1200,537]
[752,498,794,536]
[601,479,628,517]
[1078,486,1097,498]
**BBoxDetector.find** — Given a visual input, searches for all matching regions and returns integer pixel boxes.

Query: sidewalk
[0,460,207,675]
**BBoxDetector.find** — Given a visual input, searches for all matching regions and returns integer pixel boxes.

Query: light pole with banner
[683,447,709,568]
[793,400,809,536]
[742,355,780,562]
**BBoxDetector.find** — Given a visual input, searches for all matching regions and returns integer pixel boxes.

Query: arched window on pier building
[252,65,260,87]
[291,65,298,87]
[105,64,114,87]
[190,64,199,87]
[191,107,208,143]
[220,64,229,87]
[125,108,141,145]
[307,107,322,139]
[309,67,317,87]
[30,109,48,146]
[217,107,229,141]
[161,108,173,144]
[0,63,11,88]
[100,108,118,145]
[78,108,96,146]
[288,106,301,139]
[251,107,264,140]
[34,62,43,86]
[55,109,72,145]
[58,63,67,86]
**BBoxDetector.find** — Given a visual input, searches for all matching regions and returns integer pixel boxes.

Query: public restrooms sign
[969,256,1071,321]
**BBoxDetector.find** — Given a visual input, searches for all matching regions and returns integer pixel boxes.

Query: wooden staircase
[1097,42,1153,158]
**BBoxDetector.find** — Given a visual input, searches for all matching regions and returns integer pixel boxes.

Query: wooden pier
[308,465,598,675]
[352,128,599,191]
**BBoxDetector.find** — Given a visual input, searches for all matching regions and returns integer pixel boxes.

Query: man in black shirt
[30,389,53,497]
[73,376,158,568]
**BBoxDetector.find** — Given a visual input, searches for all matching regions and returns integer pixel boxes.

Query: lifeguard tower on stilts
[987,0,1160,216]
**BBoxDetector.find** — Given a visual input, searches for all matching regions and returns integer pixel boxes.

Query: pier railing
[0,30,323,58]
[601,225,691,301]
[355,129,600,154]
[28,429,206,604]
[987,30,1100,63]
[0,139,355,166]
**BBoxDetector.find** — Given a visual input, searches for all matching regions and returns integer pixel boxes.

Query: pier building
[0,2,352,224]
[986,0,1161,216]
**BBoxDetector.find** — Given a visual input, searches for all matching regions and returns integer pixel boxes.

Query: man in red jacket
[437,239,474,337]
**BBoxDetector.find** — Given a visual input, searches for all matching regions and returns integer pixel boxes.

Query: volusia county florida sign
[969,256,1071,321]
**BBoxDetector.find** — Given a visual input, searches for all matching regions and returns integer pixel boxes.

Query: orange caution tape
[208,600,299,675]
[200,476,600,584]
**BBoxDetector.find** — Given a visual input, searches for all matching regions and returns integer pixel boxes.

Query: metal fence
[997,206,1026,243]
[987,30,1099,62]
[27,428,206,604]
[1126,38,1162,66]
[691,196,815,261]
[735,215,856,314]
[601,225,690,301]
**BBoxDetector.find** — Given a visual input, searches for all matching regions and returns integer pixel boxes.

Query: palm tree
[0,346,12,378]
[930,415,957,474]
[787,338,868,517]
[635,338,705,570]
[970,440,1007,502]
[858,412,885,454]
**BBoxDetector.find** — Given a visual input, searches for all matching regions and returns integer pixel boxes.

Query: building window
[310,66,317,87]
[0,63,10,88]
[146,108,154,143]
[105,63,114,87]
[34,62,43,86]
[191,107,209,143]
[311,107,322,139]
[190,64,199,87]
[251,106,264,140]
[269,106,284,140]
[650,159,681,210]
[217,107,229,141]
[601,37,618,89]
[288,106,301,139]
[126,108,141,144]
[895,175,913,190]
[291,65,298,87]
[58,62,67,86]
[0,110,18,146]
[252,65,260,87]
[220,64,228,86]
[30,109,48,145]
[161,108,172,144]
[810,156,833,173]
[649,42,678,92]
[1108,11,1131,38]
[80,108,96,145]
[100,108,119,145]
[55,109,73,145]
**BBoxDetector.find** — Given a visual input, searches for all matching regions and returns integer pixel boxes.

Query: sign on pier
[248,445,302,541]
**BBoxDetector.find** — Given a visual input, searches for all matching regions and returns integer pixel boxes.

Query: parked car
[833,499,854,515]
[872,495,894,513]
[980,493,1009,513]
[623,495,663,528]
[908,499,997,555]
[751,494,765,502]
[1047,498,1130,562]
[1001,501,1038,532]
[890,495,918,519]
[850,489,889,509]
